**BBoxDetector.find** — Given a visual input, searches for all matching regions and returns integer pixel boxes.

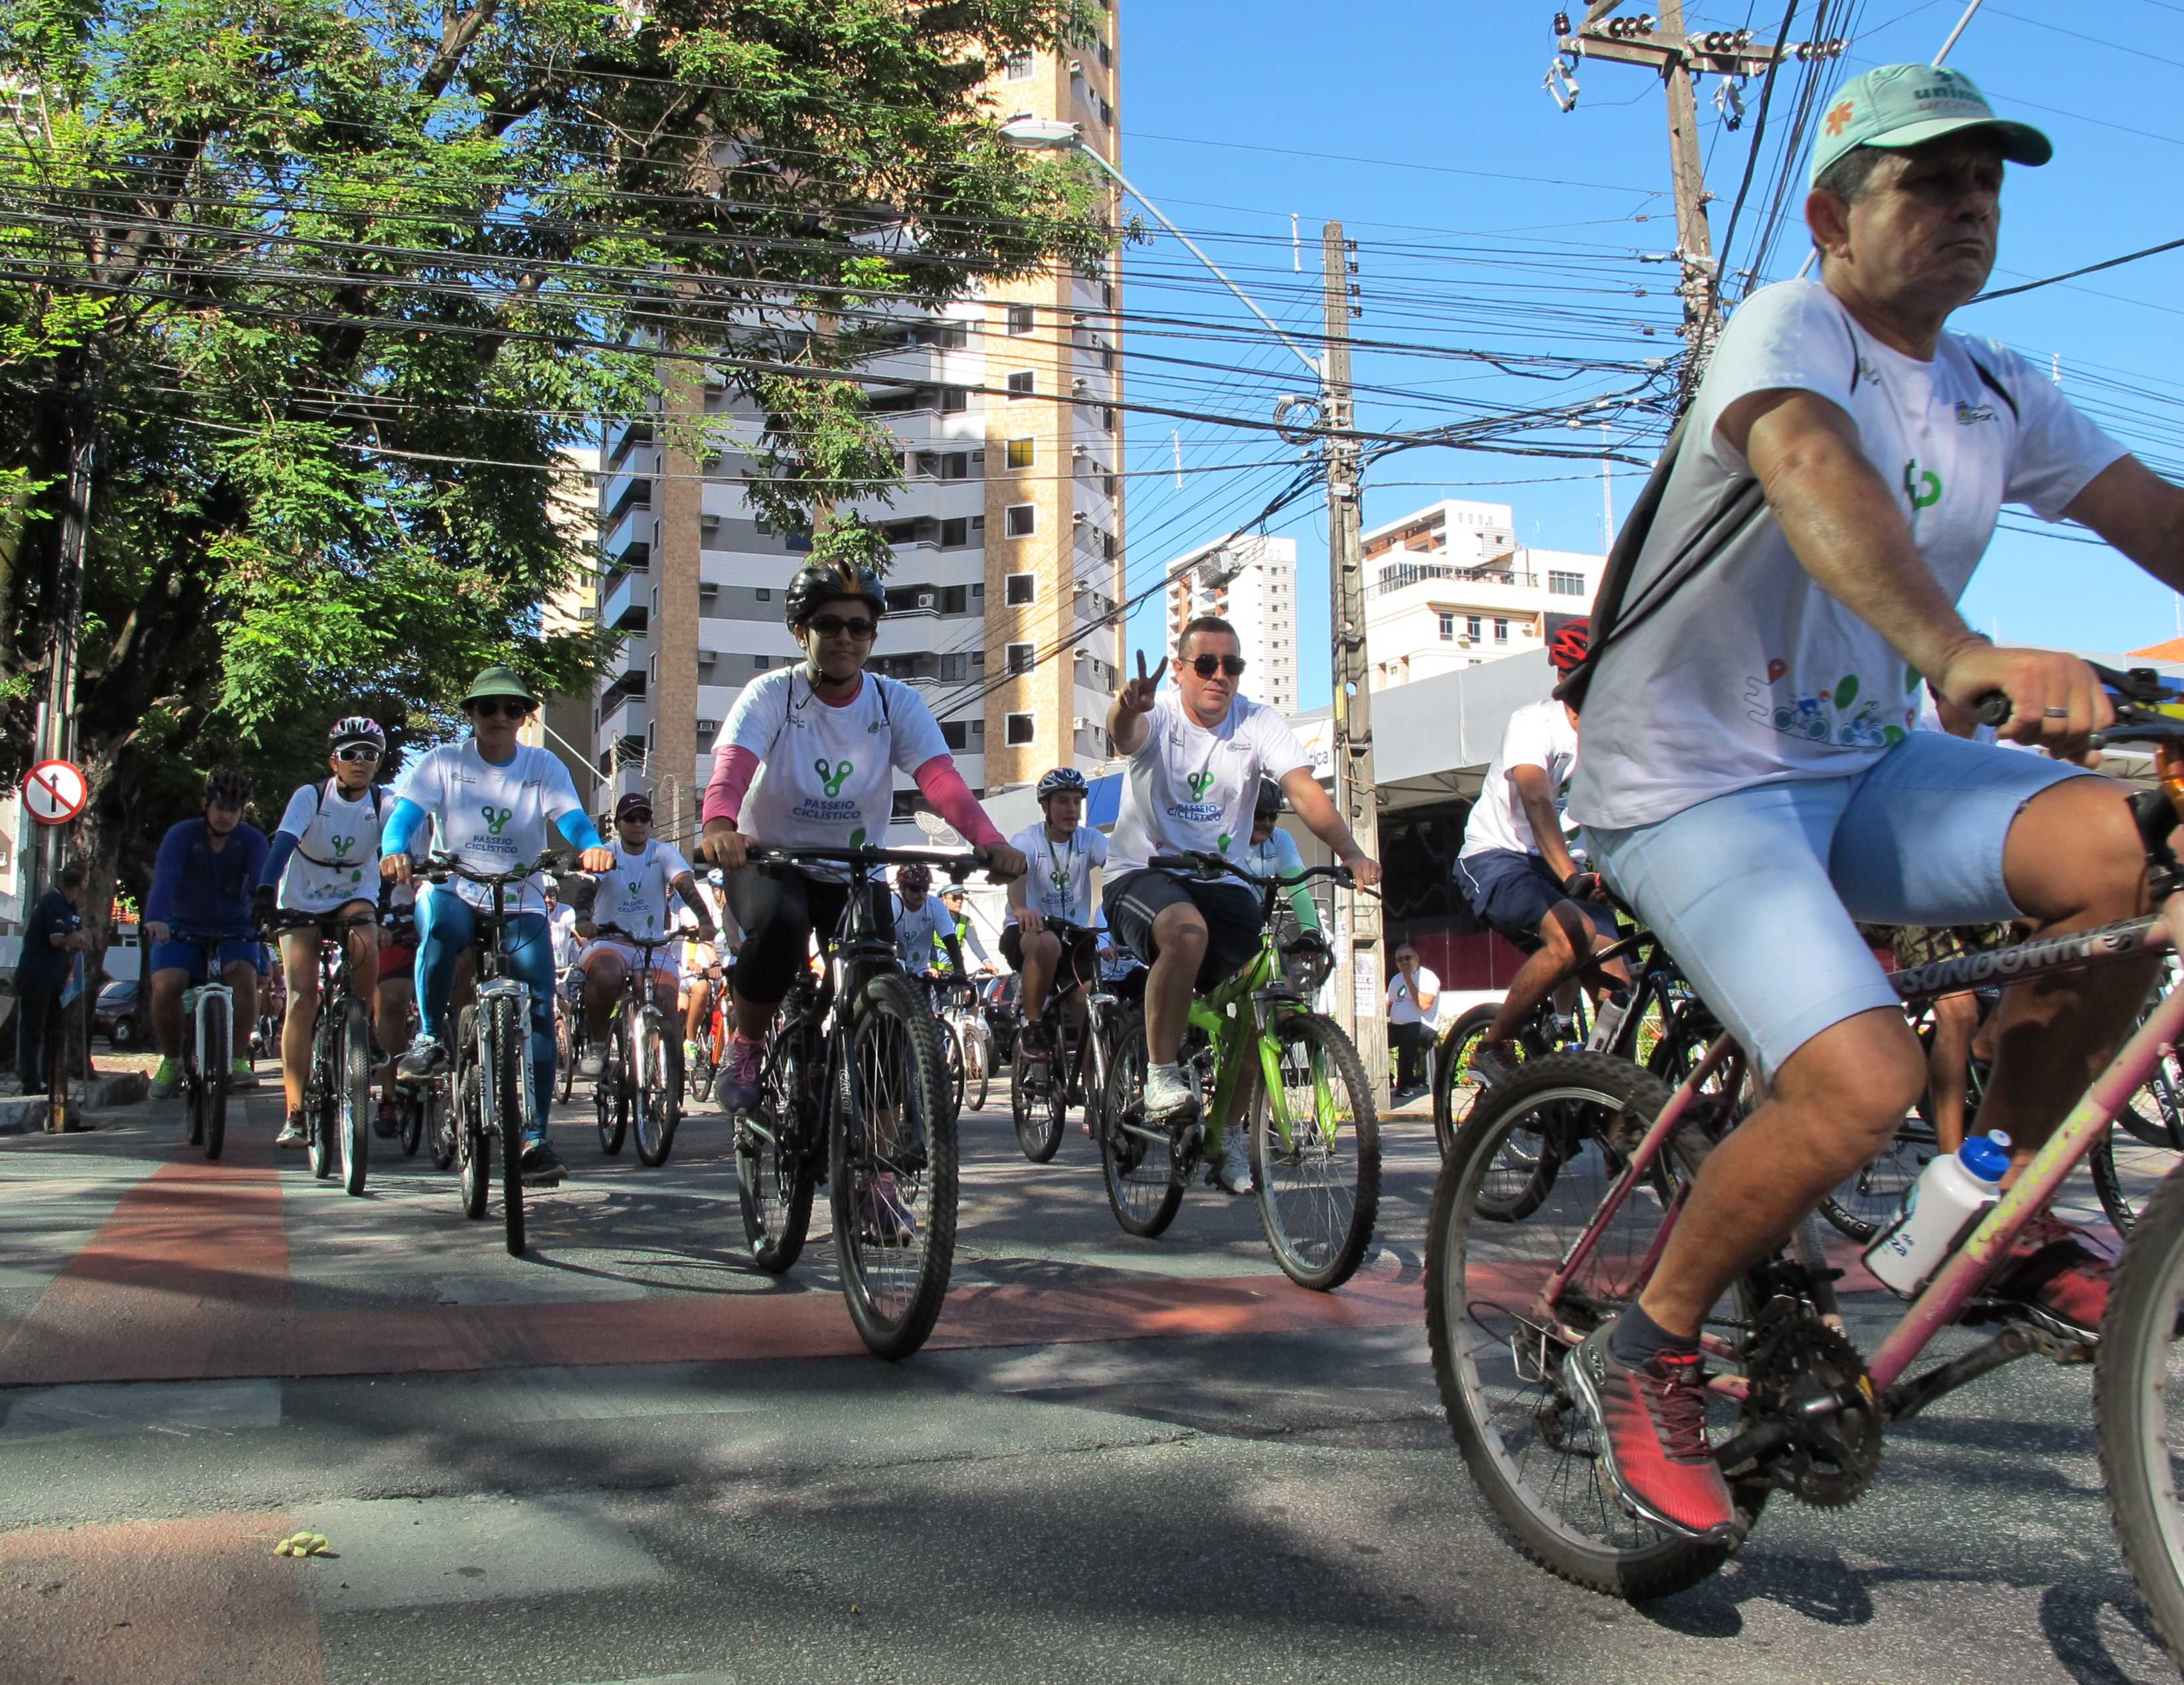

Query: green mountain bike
[1102,850,1380,1291]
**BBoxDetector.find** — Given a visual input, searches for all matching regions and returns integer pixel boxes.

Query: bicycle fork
[475,978,533,1141]
[183,984,232,1083]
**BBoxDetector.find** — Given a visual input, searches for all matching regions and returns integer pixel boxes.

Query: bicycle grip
[1974,692,2013,727]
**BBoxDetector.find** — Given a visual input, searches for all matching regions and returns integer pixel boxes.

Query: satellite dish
[913,809,962,848]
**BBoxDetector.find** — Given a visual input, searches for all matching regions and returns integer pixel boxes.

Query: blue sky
[1107,0,2184,709]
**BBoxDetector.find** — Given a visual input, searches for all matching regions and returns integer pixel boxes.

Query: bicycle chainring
[1743,1297,1884,1509]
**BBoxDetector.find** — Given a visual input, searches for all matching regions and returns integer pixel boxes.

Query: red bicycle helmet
[1547,619,1591,677]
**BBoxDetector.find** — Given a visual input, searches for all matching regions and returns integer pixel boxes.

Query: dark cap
[615,792,654,820]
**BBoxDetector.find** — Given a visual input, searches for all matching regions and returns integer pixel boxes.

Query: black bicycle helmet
[784,562,886,631]
[1037,766,1090,801]
[897,862,932,894]
[204,769,253,809]
[328,714,384,750]
[1547,618,1591,677]
[1254,777,1285,816]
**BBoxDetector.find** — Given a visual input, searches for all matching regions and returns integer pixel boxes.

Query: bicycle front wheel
[2097,1159,2184,1667]
[203,996,229,1162]
[339,997,372,1196]
[492,997,528,1257]
[1432,1003,1503,1162]
[829,972,956,1359]
[1097,1007,1183,1238]
[1426,1051,1765,1601]
[738,1013,817,1273]
[940,1016,965,1125]
[1251,1012,1381,1291]
[1816,1117,1934,1243]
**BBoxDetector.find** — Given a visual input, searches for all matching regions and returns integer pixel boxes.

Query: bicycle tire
[430,1080,458,1171]
[494,996,528,1256]
[940,1015,965,1125]
[738,1011,817,1273]
[1426,1050,1768,1601]
[203,995,229,1162]
[966,1025,990,1113]
[339,997,372,1196]
[2096,1157,2184,1668]
[1432,1003,1504,1162]
[1097,1007,1183,1238]
[1815,1118,1934,1244]
[829,971,956,1359]
[633,1005,679,1167]
[456,1008,489,1220]
[595,1016,628,1156]
[306,1019,336,1180]
[1011,1040,1063,1164]
[556,1009,575,1102]
[2090,1094,2184,1237]
[1250,1011,1381,1292]
[399,1086,425,1157]
[185,1054,205,1147]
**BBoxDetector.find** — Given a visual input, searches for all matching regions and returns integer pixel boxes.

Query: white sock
[1148,1060,1179,1083]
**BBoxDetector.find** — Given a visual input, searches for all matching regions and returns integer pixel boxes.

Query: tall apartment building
[584,21,1126,843]
[1361,499,1603,690]
[1163,534,1299,715]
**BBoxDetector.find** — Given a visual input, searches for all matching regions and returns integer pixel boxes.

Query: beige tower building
[585,24,1126,846]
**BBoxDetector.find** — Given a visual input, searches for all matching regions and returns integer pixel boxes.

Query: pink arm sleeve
[912,756,1005,850]
[702,745,762,827]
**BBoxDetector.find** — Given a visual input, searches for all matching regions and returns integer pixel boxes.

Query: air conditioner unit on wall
[697,719,718,734]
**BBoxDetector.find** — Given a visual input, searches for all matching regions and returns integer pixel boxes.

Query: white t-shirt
[1461,698,1580,861]
[274,779,387,914]
[590,837,693,945]
[1388,965,1440,1028]
[1568,280,2126,831]
[1005,821,1108,927]
[720,668,950,880]
[393,740,584,916]
[1107,691,1311,879]
[546,902,579,969]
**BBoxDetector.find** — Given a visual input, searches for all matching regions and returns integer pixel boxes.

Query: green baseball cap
[1809,64,2052,186]
[460,665,537,708]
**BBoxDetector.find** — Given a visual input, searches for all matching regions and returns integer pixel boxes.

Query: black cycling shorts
[1101,870,1263,990]
[999,921,1100,985]
[723,866,894,1004]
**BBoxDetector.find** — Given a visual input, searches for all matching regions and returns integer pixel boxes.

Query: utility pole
[1321,220,1386,1102]
[1550,2,1845,395]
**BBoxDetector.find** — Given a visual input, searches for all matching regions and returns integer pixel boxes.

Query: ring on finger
[2043,706,2071,719]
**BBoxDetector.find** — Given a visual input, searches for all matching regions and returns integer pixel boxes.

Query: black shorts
[1102,870,1263,990]
[723,866,894,1004]
[999,921,1100,985]
[1456,848,1617,955]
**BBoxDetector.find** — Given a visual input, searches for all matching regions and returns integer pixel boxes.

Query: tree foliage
[0,0,1104,910]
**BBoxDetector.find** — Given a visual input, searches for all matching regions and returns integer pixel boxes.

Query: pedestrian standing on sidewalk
[15,864,89,1095]
[1386,943,1439,1105]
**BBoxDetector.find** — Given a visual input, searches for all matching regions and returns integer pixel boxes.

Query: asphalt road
[0,1074,2173,1684]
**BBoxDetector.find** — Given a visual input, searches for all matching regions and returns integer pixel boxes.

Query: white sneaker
[578,1051,606,1080]
[1213,1129,1254,1196]
[1141,1061,1198,1124]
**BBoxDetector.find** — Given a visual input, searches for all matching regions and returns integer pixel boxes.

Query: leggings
[724,867,894,1004]
[414,892,556,1144]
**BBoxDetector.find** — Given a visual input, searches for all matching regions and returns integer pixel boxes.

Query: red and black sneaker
[1983,1211,2111,1342]
[1564,1321,1737,1541]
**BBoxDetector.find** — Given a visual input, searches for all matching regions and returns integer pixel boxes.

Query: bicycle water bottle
[1584,990,1631,1054]
[1863,1130,2012,1297]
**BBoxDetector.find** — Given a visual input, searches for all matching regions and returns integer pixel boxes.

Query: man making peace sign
[1102,615,1381,1149]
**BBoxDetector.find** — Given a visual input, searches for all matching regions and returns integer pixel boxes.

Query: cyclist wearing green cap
[380,667,616,1186]
[1557,64,2184,1542]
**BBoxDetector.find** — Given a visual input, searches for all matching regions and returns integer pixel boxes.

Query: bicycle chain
[1742,1297,1885,1510]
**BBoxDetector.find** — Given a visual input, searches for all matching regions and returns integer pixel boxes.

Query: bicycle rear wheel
[940,1016,965,1125]
[595,1017,628,1155]
[339,997,371,1196]
[455,1008,489,1220]
[556,1007,575,1102]
[1426,1051,1767,1600]
[307,1030,337,1180]
[1011,1040,1063,1164]
[1251,1012,1381,1292]
[491,996,528,1255]
[1097,1008,1183,1238]
[1816,1117,1934,1242]
[398,1085,425,1157]
[202,997,230,1161]
[829,972,956,1358]
[631,1005,680,1168]
[738,1012,817,1273]
[2096,1159,2184,1667]
[2089,1077,2184,1236]
[965,1024,990,1113]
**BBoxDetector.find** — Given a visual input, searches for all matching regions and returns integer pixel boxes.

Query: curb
[0,1095,50,1135]
[89,1072,149,1108]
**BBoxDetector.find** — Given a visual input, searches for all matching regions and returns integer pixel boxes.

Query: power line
[1972,235,2184,303]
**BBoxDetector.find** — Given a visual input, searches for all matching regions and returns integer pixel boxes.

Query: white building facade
[1163,534,1299,714]
[1361,499,1602,690]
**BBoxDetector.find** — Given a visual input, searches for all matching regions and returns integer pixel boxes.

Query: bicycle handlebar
[416,848,564,886]
[742,843,997,883]
[1147,850,1359,894]
[590,922,685,953]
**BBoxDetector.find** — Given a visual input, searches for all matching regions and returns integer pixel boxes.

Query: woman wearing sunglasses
[379,667,617,1188]
[253,716,398,1149]
[1104,614,1382,1133]
[698,562,1026,1116]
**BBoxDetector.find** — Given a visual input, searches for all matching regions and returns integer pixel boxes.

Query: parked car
[92,978,142,1048]
[982,972,1021,1064]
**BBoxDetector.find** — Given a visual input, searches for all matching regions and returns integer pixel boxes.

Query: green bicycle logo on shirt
[481,805,514,835]
[1186,770,1217,800]
[330,833,357,858]
[814,758,854,798]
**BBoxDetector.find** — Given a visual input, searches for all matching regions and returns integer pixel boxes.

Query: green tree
[0,0,1102,939]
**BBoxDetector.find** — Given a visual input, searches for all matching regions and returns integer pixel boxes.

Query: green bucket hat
[1810,64,2053,186]
[460,665,537,708]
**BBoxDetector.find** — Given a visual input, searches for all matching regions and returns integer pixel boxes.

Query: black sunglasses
[1189,654,1246,679]
[620,809,653,824]
[469,698,533,720]
[333,744,381,763]
[807,615,877,640]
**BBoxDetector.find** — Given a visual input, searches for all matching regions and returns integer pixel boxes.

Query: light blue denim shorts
[1583,732,2098,1083]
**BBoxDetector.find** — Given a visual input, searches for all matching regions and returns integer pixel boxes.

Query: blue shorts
[1456,848,1618,953]
[1582,731,2096,1084]
[149,937,262,983]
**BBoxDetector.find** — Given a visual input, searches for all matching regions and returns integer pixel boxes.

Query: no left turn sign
[23,759,88,826]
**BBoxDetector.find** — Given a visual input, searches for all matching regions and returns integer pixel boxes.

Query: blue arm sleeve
[381,798,428,857]
[555,811,606,852]
[260,832,299,894]
[144,826,188,924]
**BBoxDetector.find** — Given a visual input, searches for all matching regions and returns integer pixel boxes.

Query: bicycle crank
[1722,1296,1885,1509]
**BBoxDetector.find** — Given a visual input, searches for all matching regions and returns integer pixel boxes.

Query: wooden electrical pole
[1321,220,1386,1101]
